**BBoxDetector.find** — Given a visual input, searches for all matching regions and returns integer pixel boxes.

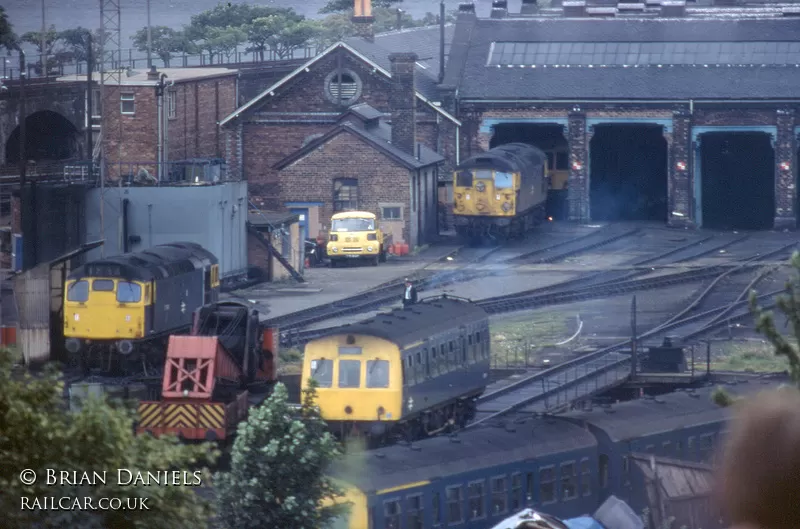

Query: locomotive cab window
[494,172,513,189]
[92,279,115,292]
[67,280,89,302]
[338,359,361,388]
[310,359,333,388]
[475,169,492,179]
[456,170,473,187]
[366,359,390,388]
[117,282,142,303]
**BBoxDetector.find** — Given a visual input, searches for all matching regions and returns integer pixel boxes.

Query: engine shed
[443,0,800,230]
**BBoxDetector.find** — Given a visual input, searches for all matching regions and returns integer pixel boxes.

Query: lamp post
[12,46,27,270]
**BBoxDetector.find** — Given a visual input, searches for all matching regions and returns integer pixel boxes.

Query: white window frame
[91,88,102,118]
[167,90,177,120]
[120,93,135,115]
[379,202,404,221]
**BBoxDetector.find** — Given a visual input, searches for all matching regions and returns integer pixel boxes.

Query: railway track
[284,242,796,346]
[270,225,643,342]
[463,251,791,428]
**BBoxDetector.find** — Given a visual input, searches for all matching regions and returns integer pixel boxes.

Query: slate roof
[564,377,788,442]
[332,415,596,493]
[318,295,487,349]
[345,24,455,100]
[273,104,444,171]
[444,13,800,100]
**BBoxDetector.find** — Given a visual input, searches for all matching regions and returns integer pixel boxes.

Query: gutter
[459,99,800,104]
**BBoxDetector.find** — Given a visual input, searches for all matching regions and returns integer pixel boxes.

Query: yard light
[780,161,791,171]
[676,161,687,171]
[571,161,583,171]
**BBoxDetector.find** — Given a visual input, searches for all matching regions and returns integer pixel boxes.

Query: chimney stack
[521,0,538,14]
[352,0,375,42]
[389,52,418,156]
[147,65,159,81]
[491,0,508,17]
[563,0,587,16]
[458,2,476,17]
[660,0,686,16]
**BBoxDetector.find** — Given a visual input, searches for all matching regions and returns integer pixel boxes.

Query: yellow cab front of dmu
[63,242,220,373]
[452,142,549,241]
[301,295,490,443]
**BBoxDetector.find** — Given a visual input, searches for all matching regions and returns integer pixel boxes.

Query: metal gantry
[99,0,121,257]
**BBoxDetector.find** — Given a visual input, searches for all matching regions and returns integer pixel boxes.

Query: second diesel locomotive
[453,143,549,241]
[301,295,490,444]
[63,242,220,373]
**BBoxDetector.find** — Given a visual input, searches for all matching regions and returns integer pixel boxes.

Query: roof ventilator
[520,0,538,15]
[457,2,476,14]
[782,6,800,16]
[491,0,508,18]
[563,1,588,17]
[617,1,646,13]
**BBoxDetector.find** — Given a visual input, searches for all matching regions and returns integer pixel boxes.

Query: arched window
[333,178,358,212]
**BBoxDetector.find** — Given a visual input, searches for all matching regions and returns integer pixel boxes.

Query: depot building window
[120,93,135,114]
[333,178,359,212]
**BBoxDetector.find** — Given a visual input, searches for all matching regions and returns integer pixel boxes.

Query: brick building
[219,3,460,247]
[59,66,238,180]
[443,0,800,230]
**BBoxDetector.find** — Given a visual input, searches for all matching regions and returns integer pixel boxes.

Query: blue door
[290,208,309,241]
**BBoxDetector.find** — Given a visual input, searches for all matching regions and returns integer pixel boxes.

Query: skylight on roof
[487,41,800,67]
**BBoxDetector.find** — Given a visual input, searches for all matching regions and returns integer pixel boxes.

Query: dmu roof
[68,242,217,282]
[333,416,596,493]
[457,143,547,173]
[445,16,800,100]
[563,377,789,442]
[318,296,487,349]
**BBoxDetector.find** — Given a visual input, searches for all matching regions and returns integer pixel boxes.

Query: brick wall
[247,221,303,281]
[104,74,236,179]
[389,52,418,156]
[278,131,412,243]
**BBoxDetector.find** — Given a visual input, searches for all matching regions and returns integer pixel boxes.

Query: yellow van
[326,211,387,267]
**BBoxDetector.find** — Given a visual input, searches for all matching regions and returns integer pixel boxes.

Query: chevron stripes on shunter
[137,403,225,429]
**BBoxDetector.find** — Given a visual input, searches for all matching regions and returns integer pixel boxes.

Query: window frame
[490,475,508,516]
[383,497,402,529]
[380,203,404,221]
[539,465,557,505]
[445,484,463,525]
[365,359,390,388]
[406,493,423,529]
[91,88,102,117]
[333,178,359,212]
[120,92,135,115]
[167,89,177,120]
[467,479,486,521]
[579,458,591,497]
[510,473,523,511]
[560,461,578,501]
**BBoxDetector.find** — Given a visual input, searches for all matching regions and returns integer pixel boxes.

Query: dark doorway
[700,132,774,230]
[491,123,570,220]
[5,110,80,164]
[589,124,668,222]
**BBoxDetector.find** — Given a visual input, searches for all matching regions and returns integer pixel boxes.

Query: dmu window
[383,499,401,529]
[338,359,361,388]
[446,485,462,524]
[580,459,591,497]
[468,481,485,520]
[406,494,423,529]
[117,282,142,303]
[67,280,89,302]
[432,492,441,526]
[366,359,390,388]
[309,359,333,388]
[491,476,508,515]
[510,473,522,510]
[561,462,578,501]
[699,434,714,461]
[540,467,556,504]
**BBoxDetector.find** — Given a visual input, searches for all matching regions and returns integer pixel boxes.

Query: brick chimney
[458,2,476,18]
[352,0,375,42]
[389,52,418,156]
[491,0,509,18]
[147,65,159,81]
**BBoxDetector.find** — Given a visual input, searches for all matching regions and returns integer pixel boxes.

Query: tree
[0,6,17,52]
[59,27,108,64]
[215,382,345,529]
[319,0,403,14]
[0,348,219,529]
[131,26,192,67]
[266,19,318,60]
[199,26,247,64]
[21,25,61,56]
[310,14,357,52]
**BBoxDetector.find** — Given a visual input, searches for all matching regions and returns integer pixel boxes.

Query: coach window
[560,462,577,501]
[468,481,485,520]
[432,492,441,526]
[117,281,142,303]
[699,434,714,461]
[445,485,462,524]
[675,440,682,455]
[67,280,90,302]
[415,351,425,380]
[525,472,534,503]
[599,454,609,489]
[423,349,431,378]
[662,441,672,454]
[687,436,695,457]
[405,356,415,385]
[338,359,361,388]
[366,359,390,388]
[92,279,115,292]
[510,473,522,510]
[383,499,401,529]
[310,359,333,388]
[539,466,556,504]
[430,348,439,376]
[406,494,423,529]
[580,459,591,497]
[440,344,448,372]
[491,476,508,515]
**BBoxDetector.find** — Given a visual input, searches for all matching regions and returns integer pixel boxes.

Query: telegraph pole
[86,32,93,160]
[16,47,27,269]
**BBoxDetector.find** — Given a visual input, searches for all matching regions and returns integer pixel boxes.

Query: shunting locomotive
[453,142,549,241]
[63,242,220,374]
[301,295,490,445]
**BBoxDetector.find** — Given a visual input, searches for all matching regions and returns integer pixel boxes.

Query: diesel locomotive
[453,143,549,241]
[324,376,788,529]
[63,242,220,374]
[301,295,490,444]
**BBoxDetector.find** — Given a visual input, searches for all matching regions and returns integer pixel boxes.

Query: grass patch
[705,340,790,373]
[278,347,303,375]
[3,345,22,365]
[491,311,576,367]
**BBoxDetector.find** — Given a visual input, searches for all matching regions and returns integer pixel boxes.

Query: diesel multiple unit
[63,242,220,372]
[301,295,490,443]
[453,143,549,241]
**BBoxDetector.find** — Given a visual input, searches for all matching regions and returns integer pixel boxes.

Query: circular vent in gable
[324,68,362,105]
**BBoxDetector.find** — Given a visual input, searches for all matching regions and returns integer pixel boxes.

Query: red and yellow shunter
[136,301,279,442]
